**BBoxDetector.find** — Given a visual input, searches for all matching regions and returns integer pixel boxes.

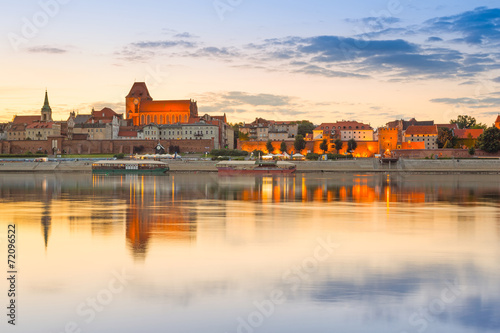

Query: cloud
[27,46,67,54]
[493,77,500,83]
[223,92,291,107]
[191,47,240,58]
[173,32,198,39]
[422,7,500,45]
[293,65,369,79]
[430,93,500,109]
[427,37,443,42]
[132,40,197,48]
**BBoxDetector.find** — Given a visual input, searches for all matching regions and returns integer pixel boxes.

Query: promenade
[0,159,499,173]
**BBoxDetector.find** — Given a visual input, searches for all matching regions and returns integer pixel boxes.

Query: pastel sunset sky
[1,0,499,127]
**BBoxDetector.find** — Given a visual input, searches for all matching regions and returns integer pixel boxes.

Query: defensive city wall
[0,138,215,155]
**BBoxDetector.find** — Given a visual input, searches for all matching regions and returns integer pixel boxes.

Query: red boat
[216,160,296,175]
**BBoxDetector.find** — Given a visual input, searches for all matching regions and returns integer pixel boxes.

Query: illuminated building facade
[125,82,198,126]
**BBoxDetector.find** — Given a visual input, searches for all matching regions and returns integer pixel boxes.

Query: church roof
[12,115,41,124]
[126,82,153,100]
[41,90,52,113]
[140,100,193,112]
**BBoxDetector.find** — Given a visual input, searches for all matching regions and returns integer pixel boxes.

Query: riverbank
[0,159,499,174]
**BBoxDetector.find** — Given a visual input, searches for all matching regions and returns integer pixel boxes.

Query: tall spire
[42,90,51,112]
[41,89,52,121]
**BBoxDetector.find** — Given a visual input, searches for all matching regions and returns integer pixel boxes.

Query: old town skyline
[1,1,500,127]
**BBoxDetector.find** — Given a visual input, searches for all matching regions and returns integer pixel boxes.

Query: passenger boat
[92,160,169,174]
[216,160,296,175]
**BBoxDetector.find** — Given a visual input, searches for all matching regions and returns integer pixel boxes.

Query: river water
[1,173,499,333]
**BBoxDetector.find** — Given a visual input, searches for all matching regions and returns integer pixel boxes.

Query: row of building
[239,116,500,157]
[0,83,235,150]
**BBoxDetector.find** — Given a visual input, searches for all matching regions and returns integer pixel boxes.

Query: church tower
[126,82,153,126]
[41,90,53,122]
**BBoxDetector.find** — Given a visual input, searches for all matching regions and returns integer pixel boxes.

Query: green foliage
[437,127,456,148]
[295,120,315,136]
[468,146,476,155]
[252,150,265,158]
[477,127,500,153]
[471,123,487,130]
[266,139,274,154]
[450,115,478,129]
[334,139,343,154]
[210,149,248,157]
[347,139,357,152]
[293,135,306,152]
[238,132,249,141]
[114,153,125,159]
[320,139,328,153]
[306,153,320,160]
[327,153,353,160]
[280,141,288,153]
[443,140,453,148]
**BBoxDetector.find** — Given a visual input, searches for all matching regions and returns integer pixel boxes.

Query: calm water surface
[1,173,499,333]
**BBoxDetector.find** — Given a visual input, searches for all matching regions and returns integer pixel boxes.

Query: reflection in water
[0,173,499,332]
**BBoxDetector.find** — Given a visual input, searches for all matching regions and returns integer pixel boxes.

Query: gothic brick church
[125,82,198,126]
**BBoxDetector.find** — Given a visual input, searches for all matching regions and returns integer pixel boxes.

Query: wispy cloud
[27,46,67,54]
[132,40,197,48]
[430,92,500,109]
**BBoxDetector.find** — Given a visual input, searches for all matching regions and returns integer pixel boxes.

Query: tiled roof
[496,115,500,123]
[436,124,459,130]
[405,125,438,135]
[12,115,41,124]
[454,129,484,139]
[140,100,192,112]
[7,124,26,132]
[27,122,56,129]
[74,115,92,124]
[92,107,121,120]
[126,82,153,99]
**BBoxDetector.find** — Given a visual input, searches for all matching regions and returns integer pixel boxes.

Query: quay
[0,159,498,174]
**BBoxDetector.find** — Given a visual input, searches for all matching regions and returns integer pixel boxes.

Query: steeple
[41,90,52,121]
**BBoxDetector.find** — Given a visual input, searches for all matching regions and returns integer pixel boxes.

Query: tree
[472,123,487,130]
[266,139,274,154]
[347,139,357,152]
[477,127,500,153]
[320,139,328,153]
[334,139,343,154]
[295,121,315,137]
[468,146,475,155]
[280,141,287,154]
[443,140,453,148]
[238,132,249,141]
[294,135,306,153]
[252,150,264,158]
[437,127,455,148]
[450,115,477,129]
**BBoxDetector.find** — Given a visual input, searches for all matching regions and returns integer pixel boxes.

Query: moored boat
[216,160,296,175]
[92,160,169,174]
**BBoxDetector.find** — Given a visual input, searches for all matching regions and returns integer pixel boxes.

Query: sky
[1,0,500,128]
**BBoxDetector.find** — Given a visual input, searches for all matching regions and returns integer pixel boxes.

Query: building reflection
[125,205,196,260]
[0,172,498,257]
